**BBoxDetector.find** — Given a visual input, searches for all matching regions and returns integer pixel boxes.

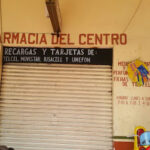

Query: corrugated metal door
[0,63,112,150]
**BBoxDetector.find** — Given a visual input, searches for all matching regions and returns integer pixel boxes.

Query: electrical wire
[123,0,143,33]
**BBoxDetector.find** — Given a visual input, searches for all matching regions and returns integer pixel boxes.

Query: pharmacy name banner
[3,46,112,65]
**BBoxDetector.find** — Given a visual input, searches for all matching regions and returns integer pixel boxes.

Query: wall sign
[128,59,149,86]
[3,46,112,65]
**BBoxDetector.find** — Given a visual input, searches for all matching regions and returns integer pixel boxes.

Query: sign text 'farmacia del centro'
[0,32,127,45]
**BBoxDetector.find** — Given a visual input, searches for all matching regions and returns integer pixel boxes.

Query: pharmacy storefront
[0,46,113,150]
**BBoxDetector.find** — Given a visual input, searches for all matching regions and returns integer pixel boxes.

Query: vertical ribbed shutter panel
[0,63,112,150]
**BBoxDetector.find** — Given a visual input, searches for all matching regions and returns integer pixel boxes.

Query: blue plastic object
[140,131,150,146]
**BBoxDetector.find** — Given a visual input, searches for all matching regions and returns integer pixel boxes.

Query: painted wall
[0,0,2,83]
[1,0,150,149]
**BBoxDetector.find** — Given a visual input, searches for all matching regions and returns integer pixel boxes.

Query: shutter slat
[0,63,112,150]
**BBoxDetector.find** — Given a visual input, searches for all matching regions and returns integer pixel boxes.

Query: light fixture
[46,0,62,33]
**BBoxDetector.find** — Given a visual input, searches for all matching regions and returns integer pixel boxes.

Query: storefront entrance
[0,63,112,150]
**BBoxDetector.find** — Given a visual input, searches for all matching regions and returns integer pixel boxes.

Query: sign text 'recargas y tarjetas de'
[3,46,112,65]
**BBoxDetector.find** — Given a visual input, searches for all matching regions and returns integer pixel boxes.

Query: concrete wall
[1,0,150,149]
[0,0,2,83]
[113,1,150,147]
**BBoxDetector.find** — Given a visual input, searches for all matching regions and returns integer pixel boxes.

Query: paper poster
[128,60,149,86]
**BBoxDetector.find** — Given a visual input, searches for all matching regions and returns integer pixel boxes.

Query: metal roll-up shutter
[0,63,112,150]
